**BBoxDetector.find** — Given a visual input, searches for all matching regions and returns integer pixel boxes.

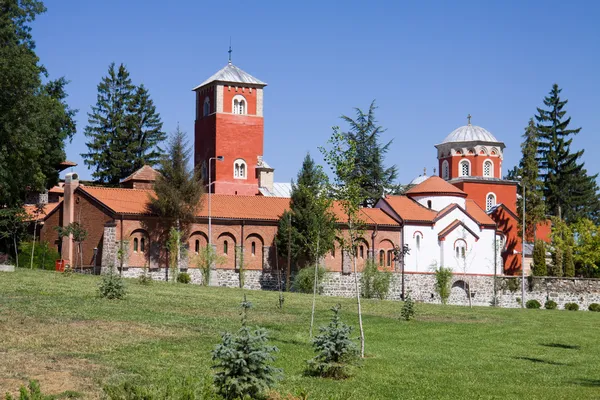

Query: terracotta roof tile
[121,165,161,183]
[406,176,467,197]
[382,195,437,223]
[465,199,496,226]
[330,202,400,226]
[24,203,60,221]
[48,185,64,194]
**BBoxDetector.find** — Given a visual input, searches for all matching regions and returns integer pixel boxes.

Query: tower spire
[228,37,232,64]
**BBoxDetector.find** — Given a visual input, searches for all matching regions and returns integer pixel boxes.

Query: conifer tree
[532,240,547,276]
[516,119,546,239]
[340,101,397,207]
[535,84,600,222]
[82,64,165,185]
[549,247,563,277]
[563,245,575,278]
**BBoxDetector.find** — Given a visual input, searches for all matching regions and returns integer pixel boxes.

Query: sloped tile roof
[465,199,496,226]
[24,203,61,221]
[193,62,266,90]
[48,185,64,194]
[438,219,480,241]
[406,176,467,197]
[381,195,437,223]
[121,165,160,183]
[330,202,400,226]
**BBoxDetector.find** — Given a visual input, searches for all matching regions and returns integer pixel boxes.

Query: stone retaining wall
[100,266,600,311]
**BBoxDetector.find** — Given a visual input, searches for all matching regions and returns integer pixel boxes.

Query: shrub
[306,304,358,379]
[5,380,54,400]
[292,266,326,294]
[532,240,547,276]
[400,293,416,321]
[212,296,281,399]
[564,302,579,311]
[433,266,453,305]
[505,278,519,292]
[17,241,60,270]
[588,303,600,312]
[177,272,191,284]
[138,266,152,286]
[544,300,557,310]
[193,246,226,286]
[99,269,127,300]
[360,260,392,300]
[526,299,541,309]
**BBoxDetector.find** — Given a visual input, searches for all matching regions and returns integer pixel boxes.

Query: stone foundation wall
[100,266,600,311]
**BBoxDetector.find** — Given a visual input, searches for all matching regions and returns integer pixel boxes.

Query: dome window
[483,160,493,177]
[442,160,449,180]
[460,160,470,177]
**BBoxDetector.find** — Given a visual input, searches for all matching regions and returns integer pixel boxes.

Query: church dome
[410,175,429,185]
[440,124,499,144]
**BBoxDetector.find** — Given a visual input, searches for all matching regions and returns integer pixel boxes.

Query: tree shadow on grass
[540,342,580,350]
[570,379,600,387]
[514,356,569,366]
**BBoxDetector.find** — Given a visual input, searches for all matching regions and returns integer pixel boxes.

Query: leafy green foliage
[544,300,557,310]
[571,218,600,277]
[55,222,88,270]
[588,303,600,312]
[400,293,416,321]
[0,207,28,266]
[17,241,60,270]
[0,0,76,207]
[532,240,547,276]
[550,247,563,277]
[292,266,326,294]
[193,245,226,286]
[360,259,392,300]
[176,272,191,284]
[525,299,541,309]
[505,278,519,292]
[5,380,54,400]
[433,266,453,304]
[564,302,579,311]
[212,296,281,399]
[99,269,127,300]
[82,63,165,184]
[306,305,359,379]
[138,266,152,285]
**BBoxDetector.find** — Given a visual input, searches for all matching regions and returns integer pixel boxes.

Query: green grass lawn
[1,269,600,399]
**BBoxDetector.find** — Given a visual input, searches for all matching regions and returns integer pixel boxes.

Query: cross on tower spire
[228,37,232,64]
[467,113,472,125]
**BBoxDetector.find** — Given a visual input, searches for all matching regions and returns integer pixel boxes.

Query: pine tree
[340,101,398,207]
[535,84,600,222]
[0,0,76,207]
[532,240,547,276]
[516,119,546,240]
[549,247,563,277]
[82,64,165,185]
[563,245,575,278]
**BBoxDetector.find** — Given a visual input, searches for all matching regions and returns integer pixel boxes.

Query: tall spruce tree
[0,0,76,207]
[516,119,546,239]
[82,64,165,185]
[535,84,600,222]
[340,101,397,207]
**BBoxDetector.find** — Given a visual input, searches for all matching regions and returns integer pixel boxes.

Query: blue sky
[33,0,600,184]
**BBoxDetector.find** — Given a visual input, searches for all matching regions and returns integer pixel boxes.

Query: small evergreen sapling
[401,293,416,321]
[306,304,359,379]
[212,296,281,399]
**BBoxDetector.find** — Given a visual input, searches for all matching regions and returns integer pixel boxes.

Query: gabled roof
[193,62,267,90]
[24,202,61,221]
[121,165,160,183]
[438,219,480,241]
[330,202,399,227]
[406,176,467,198]
[465,199,496,226]
[381,195,438,223]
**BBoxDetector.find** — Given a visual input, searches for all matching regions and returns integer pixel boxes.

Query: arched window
[460,160,470,177]
[359,245,364,259]
[427,200,432,209]
[251,242,256,256]
[442,160,449,180]
[133,238,139,252]
[331,248,335,258]
[232,95,246,115]
[195,240,200,254]
[140,238,145,253]
[233,159,247,179]
[416,235,421,251]
[379,250,385,266]
[483,160,493,177]
[455,240,466,259]
[223,240,228,255]
[203,97,210,117]
[387,250,392,267]
[486,193,496,211]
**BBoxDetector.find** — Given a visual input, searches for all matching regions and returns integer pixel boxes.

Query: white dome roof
[410,175,429,185]
[441,124,499,144]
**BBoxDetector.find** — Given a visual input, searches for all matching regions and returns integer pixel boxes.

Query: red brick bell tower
[193,56,267,195]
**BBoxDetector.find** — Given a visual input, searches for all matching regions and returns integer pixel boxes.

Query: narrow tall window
[203,97,210,117]
[486,193,496,211]
[133,238,138,252]
[387,250,392,267]
[140,238,145,252]
[224,240,228,255]
[359,245,364,258]
[442,160,449,180]
[234,159,247,179]
[460,160,470,176]
[427,200,432,209]
[331,248,335,258]
[195,240,200,254]
[484,160,493,177]
[416,235,421,251]
[251,242,256,256]
[379,250,385,266]
[232,95,247,115]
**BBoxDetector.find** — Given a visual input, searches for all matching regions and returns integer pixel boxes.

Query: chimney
[62,172,79,265]
[256,156,274,193]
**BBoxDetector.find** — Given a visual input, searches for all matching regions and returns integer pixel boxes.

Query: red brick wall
[40,206,63,256]
[490,207,522,275]
[222,85,258,115]
[453,181,517,212]
[439,153,502,180]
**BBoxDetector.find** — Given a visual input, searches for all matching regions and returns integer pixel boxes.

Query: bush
[588,303,600,312]
[5,380,54,400]
[177,272,191,284]
[532,240,547,276]
[564,302,579,311]
[292,266,326,294]
[306,304,358,379]
[433,266,453,305]
[525,299,541,309]
[505,278,519,292]
[360,260,392,300]
[16,241,60,270]
[138,266,152,285]
[212,296,281,399]
[544,300,557,310]
[99,269,127,300]
[400,293,416,321]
